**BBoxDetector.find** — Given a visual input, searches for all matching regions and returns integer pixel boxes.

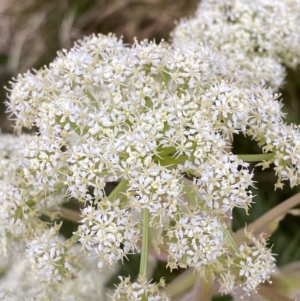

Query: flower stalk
[139,208,150,278]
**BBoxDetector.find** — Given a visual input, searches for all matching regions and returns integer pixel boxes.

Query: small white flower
[113,276,169,301]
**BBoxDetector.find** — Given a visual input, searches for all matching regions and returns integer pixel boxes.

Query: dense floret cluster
[112,276,169,301]
[4,33,284,296]
[1,0,300,299]
[172,0,300,88]
[0,245,114,301]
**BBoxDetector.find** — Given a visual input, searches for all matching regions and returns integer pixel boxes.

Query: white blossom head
[4,32,294,296]
[219,234,276,295]
[172,0,300,88]
[112,276,169,301]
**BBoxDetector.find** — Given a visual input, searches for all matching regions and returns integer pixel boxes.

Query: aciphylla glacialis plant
[1,0,300,300]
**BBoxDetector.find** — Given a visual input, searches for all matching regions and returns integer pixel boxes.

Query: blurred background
[1,1,300,299]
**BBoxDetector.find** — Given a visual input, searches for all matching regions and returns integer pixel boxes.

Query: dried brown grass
[0,0,198,74]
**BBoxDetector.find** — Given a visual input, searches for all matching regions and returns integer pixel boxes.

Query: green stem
[198,269,213,301]
[108,179,128,202]
[258,284,293,301]
[182,184,198,203]
[86,91,99,108]
[234,192,300,244]
[156,146,176,157]
[163,268,197,298]
[58,207,80,223]
[154,155,189,167]
[139,208,150,278]
[155,152,275,167]
[223,227,239,253]
[237,153,274,162]
[65,234,80,249]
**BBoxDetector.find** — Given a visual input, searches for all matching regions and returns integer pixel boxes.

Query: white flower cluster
[0,244,114,301]
[26,225,78,283]
[254,122,300,189]
[172,0,300,188]
[0,135,27,256]
[0,134,78,287]
[2,0,300,297]
[5,30,295,295]
[112,276,169,301]
[78,199,140,268]
[172,0,300,88]
[167,210,226,271]
[219,235,276,296]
